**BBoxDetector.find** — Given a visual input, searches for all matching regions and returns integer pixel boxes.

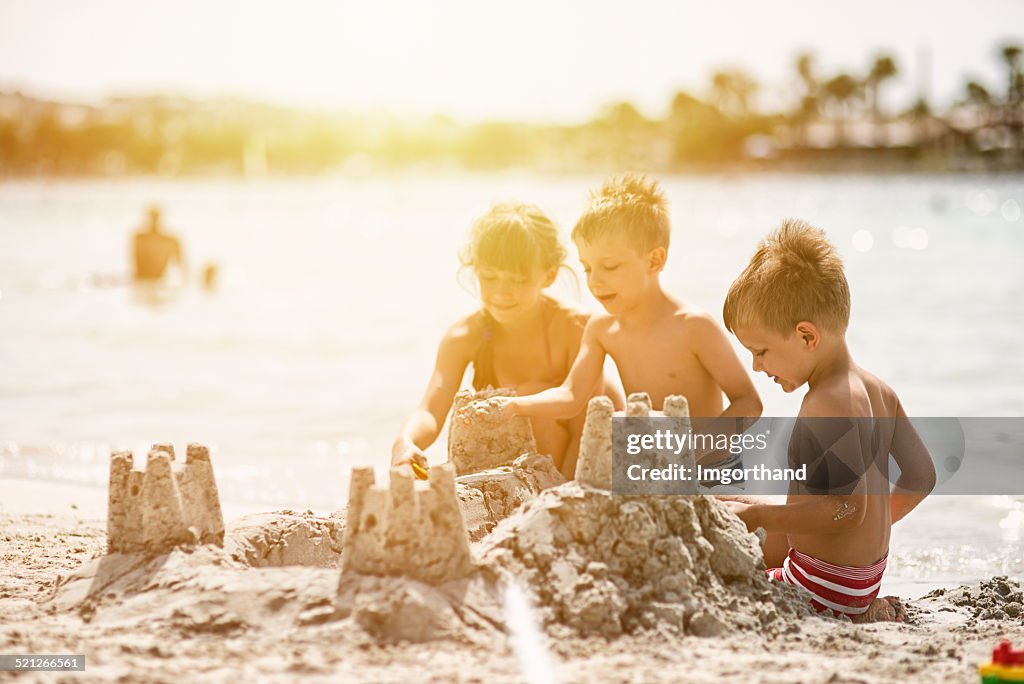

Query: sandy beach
[2,174,1023,682]
[3,0,1024,677]
[2,474,1023,684]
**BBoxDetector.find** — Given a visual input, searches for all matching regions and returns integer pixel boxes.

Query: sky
[0,0,1021,123]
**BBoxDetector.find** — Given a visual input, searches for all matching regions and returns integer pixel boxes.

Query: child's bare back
[788,364,904,567]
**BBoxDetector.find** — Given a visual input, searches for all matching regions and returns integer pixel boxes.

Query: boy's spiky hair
[571,173,670,252]
[723,219,851,335]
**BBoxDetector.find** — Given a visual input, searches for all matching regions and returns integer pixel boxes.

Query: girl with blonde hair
[392,203,620,478]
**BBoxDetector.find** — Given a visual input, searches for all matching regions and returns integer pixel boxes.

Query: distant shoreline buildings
[1,45,1020,176]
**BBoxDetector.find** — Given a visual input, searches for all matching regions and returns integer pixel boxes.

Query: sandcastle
[107,442,225,555]
[475,481,807,638]
[448,388,537,475]
[341,463,473,584]
[575,392,697,493]
[56,396,814,652]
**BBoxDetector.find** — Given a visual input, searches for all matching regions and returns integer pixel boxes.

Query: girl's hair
[459,203,570,277]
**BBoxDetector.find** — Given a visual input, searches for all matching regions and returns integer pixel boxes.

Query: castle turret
[575,396,614,488]
[106,442,225,555]
[576,393,697,494]
[179,443,225,545]
[448,388,537,475]
[342,463,472,584]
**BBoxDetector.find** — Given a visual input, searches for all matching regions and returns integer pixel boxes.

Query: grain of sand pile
[44,432,813,654]
[6,438,1024,682]
[334,481,816,645]
[476,482,814,638]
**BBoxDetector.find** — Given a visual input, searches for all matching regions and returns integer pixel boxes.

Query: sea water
[1,172,1021,595]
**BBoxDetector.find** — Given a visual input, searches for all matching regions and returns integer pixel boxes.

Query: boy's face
[733,323,814,393]
[476,265,554,325]
[576,232,662,314]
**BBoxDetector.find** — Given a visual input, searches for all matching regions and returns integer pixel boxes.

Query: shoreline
[2,167,1024,184]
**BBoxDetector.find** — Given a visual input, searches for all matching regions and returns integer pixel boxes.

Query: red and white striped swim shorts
[767,547,888,618]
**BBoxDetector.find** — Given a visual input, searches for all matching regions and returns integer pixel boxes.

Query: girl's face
[476,264,554,325]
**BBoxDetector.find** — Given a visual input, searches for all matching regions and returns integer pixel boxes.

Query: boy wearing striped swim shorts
[719,219,936,622]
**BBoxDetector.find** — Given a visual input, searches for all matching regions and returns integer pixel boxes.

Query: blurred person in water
[132,205,185,283]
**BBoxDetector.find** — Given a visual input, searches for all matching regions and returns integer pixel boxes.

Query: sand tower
[107,443,225,555]
[448,388,537,475]
[342,463,473,584]
[575,392,697,493]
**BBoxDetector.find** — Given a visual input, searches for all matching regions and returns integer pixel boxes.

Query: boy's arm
[888,401,935,524]
[506,317,608,420]
[392,325,472,468]
[564,311,625,411]
[730,493,867,535]
[690,315,762,465]
[729,396,868,533]
[691,314,762,420]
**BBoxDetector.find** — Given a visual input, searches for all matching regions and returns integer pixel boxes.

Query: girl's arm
[391,322,474,469]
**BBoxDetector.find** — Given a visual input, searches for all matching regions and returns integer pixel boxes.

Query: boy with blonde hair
[486,173,762,471]
[721,219,935,621]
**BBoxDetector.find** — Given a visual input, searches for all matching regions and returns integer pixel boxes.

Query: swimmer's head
[459,203,572,324]
[146,204,162,230]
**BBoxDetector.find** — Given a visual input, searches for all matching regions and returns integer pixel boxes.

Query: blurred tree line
[0,43,1020,175]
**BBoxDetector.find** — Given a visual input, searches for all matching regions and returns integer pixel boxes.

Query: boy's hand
[491,396,520,418]
[456,396,519,425]
[724,501,760,532]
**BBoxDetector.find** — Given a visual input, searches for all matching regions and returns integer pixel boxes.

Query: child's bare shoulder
[670,301,713,327]
[440,312,488,356]
[798,388,851,418]
[587,311,616,331]
[801,367,902,418]
[671,304,730,347]
[546,298,590,332]
[854,365,903,417]
[582,311,617,344]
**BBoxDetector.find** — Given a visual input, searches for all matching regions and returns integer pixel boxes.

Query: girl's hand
[391,440,430,478]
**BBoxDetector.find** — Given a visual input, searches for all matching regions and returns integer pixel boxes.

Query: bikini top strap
[472,310,497,391]
[542,297,556,374]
